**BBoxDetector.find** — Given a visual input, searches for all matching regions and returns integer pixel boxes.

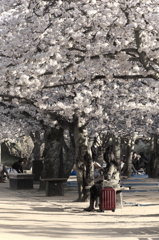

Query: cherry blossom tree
[1,0,159,132]
[0,102,42,143]
[1,0,159,199]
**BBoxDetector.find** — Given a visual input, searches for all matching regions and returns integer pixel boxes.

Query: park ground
[1,175,159,240]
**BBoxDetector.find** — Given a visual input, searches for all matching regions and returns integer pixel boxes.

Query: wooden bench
[9,173,34,190]
[41,178,67,196]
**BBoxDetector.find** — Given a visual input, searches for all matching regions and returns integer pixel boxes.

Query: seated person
[121,159,139,175]
[0,164,9,182]
[134,155,145,173]
[139,152,148,172]
[12,158,24,173]
[21,158,28,170]
[132,152,137,167]
[131,164,138,174]
[84,147,120,212]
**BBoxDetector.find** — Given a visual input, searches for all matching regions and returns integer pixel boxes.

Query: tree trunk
[148,134,159,178]
[30,131,42,161]
[124,137,135,178]
[73,118,94,201]
[113,136,121,167]
[83,140,94,201]
[62,132,75,178]
[41,127,64,179]
[96,135,105,167]
[125,139,132,178]
[121,138,127,156]
[39,127,76,189]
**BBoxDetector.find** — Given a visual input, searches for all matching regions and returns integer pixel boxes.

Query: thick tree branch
[46,110,73,131]
[134,29,159,81]
[113,74,154,80]
[30,132,35,141]
[0,94,37,105]
[42,79,85,89]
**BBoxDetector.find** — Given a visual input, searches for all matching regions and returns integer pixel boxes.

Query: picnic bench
[41,178,67,196]
[9,173,34,190]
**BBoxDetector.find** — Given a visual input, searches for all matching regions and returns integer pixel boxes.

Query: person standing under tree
[91,139,99,162]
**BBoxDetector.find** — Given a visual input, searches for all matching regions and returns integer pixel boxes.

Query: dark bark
[62,132,75,178]
[101,133,113,150]
[39,127,76,190]
[41,126,64,179]
[83,141,94,201]
[113,136,121,168]
[123,137,135,178]
[125,139,132,178]
[73,117,94,201]
[30,131,42,161]
[101,133,114,160]
[148,134,159,178]
[96,135,104,167]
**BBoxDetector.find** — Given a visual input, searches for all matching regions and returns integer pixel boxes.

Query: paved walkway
[1,176,159,240]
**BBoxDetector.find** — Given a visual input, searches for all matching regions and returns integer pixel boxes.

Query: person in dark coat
[91,140,99,162]
[12,159,24,173]
[132,152,137,167]
[103,145,113,162]
[134,155,145,172]
[139,152,149,170]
